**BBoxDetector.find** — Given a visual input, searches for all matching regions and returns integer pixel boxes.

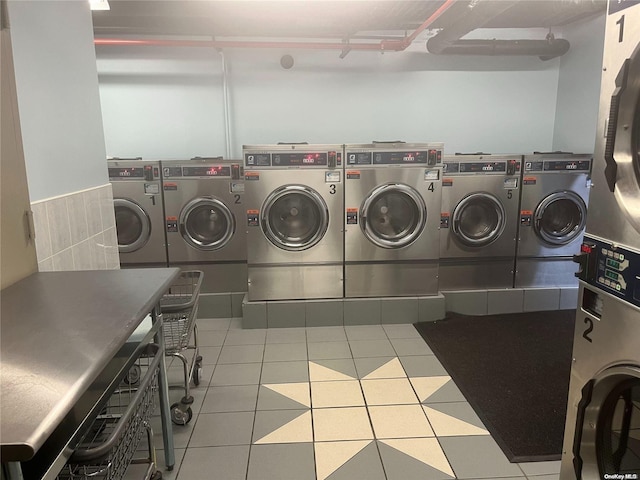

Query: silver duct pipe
[219,50,232,160]
[426,0,572,60]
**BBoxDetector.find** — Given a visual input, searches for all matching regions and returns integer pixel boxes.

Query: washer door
[573,366,640,477]
[261,185,329,251]
[114,198,151,253]
[179,197,235,251]
[361,183,427,249]
[452,192,506,247]
[534,191,587,245]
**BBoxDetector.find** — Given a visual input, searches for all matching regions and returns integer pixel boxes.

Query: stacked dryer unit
[161,157,247,294]
[344,142,443,297]
[243,144,344,301]
[560,1,640,478]
[108,158,168,267]
[439,154,522,290]
[515,152,592,288]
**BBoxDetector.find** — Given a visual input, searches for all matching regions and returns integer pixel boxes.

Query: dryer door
[180,197,235,251]
[572,365,640,478]
[361,183,427,249]
[451,192,506,247]
[261,184,329,251]
[114,198,151,253]
[534,190,587,246]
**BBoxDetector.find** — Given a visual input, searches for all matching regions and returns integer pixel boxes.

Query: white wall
[553,13,606,153]
[8,0,108,202]
[96,42,563,158]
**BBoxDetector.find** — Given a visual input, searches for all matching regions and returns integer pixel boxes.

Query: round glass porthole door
[361,183,426,249]
[179,197,235,251]
[114,198,151,253]
[576,366,640,477]
[452,193,506,247]
[261,185,329,251]
[534,191,587,245]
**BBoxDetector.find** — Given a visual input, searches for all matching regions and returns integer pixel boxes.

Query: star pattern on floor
[253,357,489,480]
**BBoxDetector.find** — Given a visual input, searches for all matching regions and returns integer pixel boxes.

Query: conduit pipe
[94,0,456,53]
[219,50,232,160]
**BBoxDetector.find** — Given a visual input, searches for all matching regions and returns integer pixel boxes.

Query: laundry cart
[159,270,204,425]
[57,344,164,480]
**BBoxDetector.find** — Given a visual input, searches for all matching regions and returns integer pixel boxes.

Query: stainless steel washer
[344,142,443,297]
[515,152,592,288]
[108,159,167,266]
[561,2,640,478]
[440,154,522,290]
[243,144,343,301]
[162,158,246,293]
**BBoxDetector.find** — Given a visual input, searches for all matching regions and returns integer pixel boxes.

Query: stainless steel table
[0,269,180,479]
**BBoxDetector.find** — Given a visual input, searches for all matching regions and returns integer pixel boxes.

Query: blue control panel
[581,235,640,308]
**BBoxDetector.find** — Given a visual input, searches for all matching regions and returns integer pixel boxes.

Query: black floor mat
[414,310,575,463]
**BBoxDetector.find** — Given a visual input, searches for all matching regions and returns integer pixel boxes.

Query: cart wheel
[170,403,193,425]
[196,355,203,363]
[193,365,203,386]
[124,365,141,385]
[150,471,163,480]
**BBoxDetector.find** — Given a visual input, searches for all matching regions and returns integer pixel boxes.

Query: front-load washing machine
[161,157,246,294]
[439,153,521,290]
[561,2,640,478]
[243,144,343,301]
[108,159,168,266]
[344,142,443,297]
[514,152,592,288]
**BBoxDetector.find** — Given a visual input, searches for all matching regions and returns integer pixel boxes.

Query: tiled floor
[126,318,561,480]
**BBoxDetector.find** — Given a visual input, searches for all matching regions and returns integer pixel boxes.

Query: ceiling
[92,0,606,42]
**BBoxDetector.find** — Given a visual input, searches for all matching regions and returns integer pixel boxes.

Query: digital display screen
[108,167,144,178]
[459,162,506,173]
[182,166,231,177]
[347,152,373,165]
[606,258,621,270]
[373,151,429,165]
[544,160,591,171]
[272,152,327,166]
[605,269,619,281]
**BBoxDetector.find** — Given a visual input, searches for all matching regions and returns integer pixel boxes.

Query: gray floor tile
[307,341,352,360]
[306,300,344,327]
[323,441,386,480]
[378,440,455,480]
[517,461,561,476]
[197,346,222,365]
[211,363,262,386]
[224,329,267,345]
[400,355,448,377]
[200,385,259,413]
[257,384,310,410]
[229,318,243,329]
[247,443,315,480]
[354,357,403,379]
[421,378,467,404]
[252,409,311,443]
[390,337,434,356]
[124,448,185,480]
[261,360,309,383]
[266,327,307,344]
[176,446,249,480]
[149,415,194,450]
[349,339,396,358]
[439,436,523,479]
[196,330,227,347]
[196,318,232,331]
[306,326,347,343]
[345,325,388,340]
[309,358,358,380]
[189,411,255,447]
[426,402,487,430]
[263,342,308,362]
[525,475,559,480]
[382,323,423,339]
[218,344,264,364]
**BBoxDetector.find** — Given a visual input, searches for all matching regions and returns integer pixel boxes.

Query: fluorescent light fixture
[89,0,110,11]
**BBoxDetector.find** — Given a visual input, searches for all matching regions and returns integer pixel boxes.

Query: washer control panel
[574,235,640,308]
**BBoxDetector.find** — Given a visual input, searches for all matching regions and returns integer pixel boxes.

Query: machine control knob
[231,164,241,180]
[144,165,154,181]
[507,160,518,176]
[573,242,597,281]
[328,151,337,168]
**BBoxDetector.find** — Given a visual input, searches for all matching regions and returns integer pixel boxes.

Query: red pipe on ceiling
[94,0,455,52]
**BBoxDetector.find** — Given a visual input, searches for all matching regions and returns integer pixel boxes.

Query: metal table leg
[152,305,175,471]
